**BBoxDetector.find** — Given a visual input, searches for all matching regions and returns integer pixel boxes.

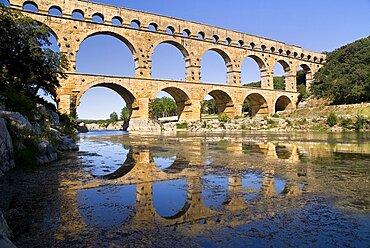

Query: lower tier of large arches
[57,73,299,121]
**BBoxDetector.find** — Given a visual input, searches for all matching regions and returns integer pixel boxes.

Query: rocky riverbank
[0,104,79,247]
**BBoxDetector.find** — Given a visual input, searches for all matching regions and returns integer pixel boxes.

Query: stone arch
[205,89,234,115]
[201,48,233,84]
[244,93,269,117]
[148,22,158,32]
[151,40,190,80]
[182,29,191,37]
[166,26,175,34]
[111,16,123,26]
[274,95,294,113]
[130,19,141,29]
[92,12,104,23]
[77,31,137,71]
[72,9,84,20]
[23,1,38,12]
[241,54,269,87]
[274,59,294,91]
[48,5,62,16]
[153,87,191,121]
[298,64,313,90]
[76,82,137,119]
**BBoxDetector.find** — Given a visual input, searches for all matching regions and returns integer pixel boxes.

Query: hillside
[312,36,370,104]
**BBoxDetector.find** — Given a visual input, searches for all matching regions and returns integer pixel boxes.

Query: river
[0,131,369,247]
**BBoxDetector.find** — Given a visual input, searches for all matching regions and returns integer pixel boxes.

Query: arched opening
[92,13,104,23]
[201,90,233,119]
[275,145,293,159]
[148,23,158,32]
[48,6,62,16]
[274,177,287,195]
[23,1,38,12]
[273,60,290,90]
[201,49,231,84]
[297,64,312,101]
[182,29,191,37]
[77,84,135,129]
[225,37,232,45]
[76,33,135,77]
[112,16,123,26]
[153,179,188,218]
[275,95,294,113]
[0,0,10,6]
[243,93,269,117]
[198,32,205,40]
[241,56,266,87]
[166,26,175,34]
[72,9,84,20]
[130,20,140,29]
[151,88,191,121]
[151,42,188,81]
[212,35,219,43]
[238,40,244,48]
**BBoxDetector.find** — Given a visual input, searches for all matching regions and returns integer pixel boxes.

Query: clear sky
[7,0,370,119]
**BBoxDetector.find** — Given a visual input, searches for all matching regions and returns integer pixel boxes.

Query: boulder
[36,139,57,165]
[0,111,33,133]
[128,119,162,133]
[0,209,16,248]
[0,118,15,177]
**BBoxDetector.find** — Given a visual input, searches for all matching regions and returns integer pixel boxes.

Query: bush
[339,117,353,129]
[327,112,338,127]
[201,121,207,128]
[354,115,366,131]
[219,123,226,129]
[218,113,230,122]
[176,123,188,129]
[240,123,247,130]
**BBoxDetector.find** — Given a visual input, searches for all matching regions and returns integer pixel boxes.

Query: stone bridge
[8,0,326,121]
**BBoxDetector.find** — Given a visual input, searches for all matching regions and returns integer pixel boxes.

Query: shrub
[240,123,247,130]
[327,112,338,127]
[176,123,188,129]
[354,115,366,131]
[201,121,207,128]
[218,113,230,122]
[266,118,276,125]
[219,123,226,129]
[339,117,353,129]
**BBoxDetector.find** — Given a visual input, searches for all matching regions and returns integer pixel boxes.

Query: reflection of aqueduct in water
[59,140,306,234]
[8,0,325,124]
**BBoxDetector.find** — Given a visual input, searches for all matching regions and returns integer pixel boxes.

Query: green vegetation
[201,99,217,114]
[327,112,338,127]
[354,115,367,131]
[120,106,130,121]
[218,113,230,122]
[0,6,67,120]
[176,123,188,129]
[150,97,177,119]
[312,36,370,104]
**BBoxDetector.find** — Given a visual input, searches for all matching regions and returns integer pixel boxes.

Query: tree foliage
[201,99,218,114]
[120,106,130,121]
[312,36,370,104]
[0,6,68,118]
[150,97,178,119]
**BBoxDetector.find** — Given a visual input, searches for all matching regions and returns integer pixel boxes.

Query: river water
[0,131,369,247]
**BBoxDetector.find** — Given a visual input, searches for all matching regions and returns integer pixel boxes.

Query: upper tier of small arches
[17,0,325,63]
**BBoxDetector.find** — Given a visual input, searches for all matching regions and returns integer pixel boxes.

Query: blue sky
[8,0,370,119]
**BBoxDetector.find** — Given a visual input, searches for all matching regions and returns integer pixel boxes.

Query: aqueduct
[7,0,326,122]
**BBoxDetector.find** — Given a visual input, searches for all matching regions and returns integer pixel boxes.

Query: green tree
[312,36,370,104]
[0,6,68,119]
[109,112,119,123]
[120,106,130,121]
[150,97,177,119]
[243,76,286,90]
[201,99,218,114]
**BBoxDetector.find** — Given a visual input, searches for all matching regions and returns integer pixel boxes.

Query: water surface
[0,131,369,247]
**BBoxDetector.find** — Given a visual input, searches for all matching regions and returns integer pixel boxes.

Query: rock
[0,118,15,177]
[36,139,57,164]
[77,122,88,133]
[128,119,161,133]
[0,209,16,248]
[50,128,79,151]
[0,111,33,132]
